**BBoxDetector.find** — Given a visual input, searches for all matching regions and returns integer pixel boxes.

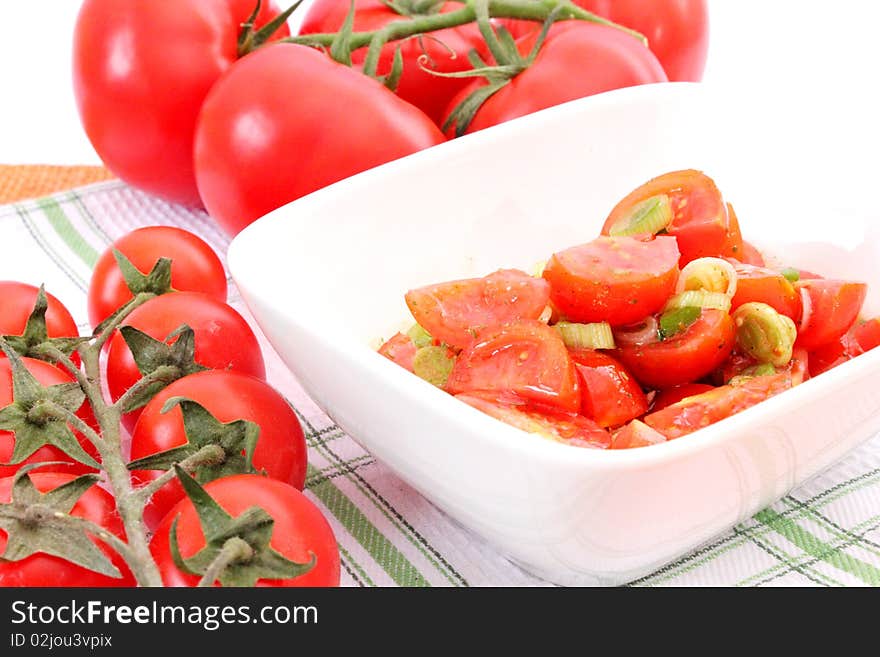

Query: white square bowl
[227,82,880,586]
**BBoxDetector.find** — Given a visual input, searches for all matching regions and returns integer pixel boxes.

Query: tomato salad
[378,170,878,450]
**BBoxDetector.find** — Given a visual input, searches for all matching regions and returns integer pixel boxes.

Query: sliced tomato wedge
[795,279,867,351]
[614,309,735,389]
[809,317,880,376]
[378,332,417,372]
[854,317,880,352]
[731,263,802,322]
[601,170,730,265]
[644,372,794,439]
[610,419,666,449]
[447,319,580,412]
[719,202,745,260]
[404,269,549,349]
[719,347,809,386]
[651,383,715,412]
[542,235,680,326]
[456,392,610,449]
[568,349,647,428]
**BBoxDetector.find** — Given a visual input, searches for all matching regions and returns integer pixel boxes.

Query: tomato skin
[72,0,290,207]
[378,333,418,372]
[0,472,134,587]
[405,269,550,349]
[543,236,680,326]
[0,282,79,365]
[651,383,715,412]
[731,264,802,323]
[644,372,793,439]
[794,279,867,351]
[299,1,484,124]
[568,349,647,428]
[735,241,766,267]
[610,419,666,449]
[88,227,227,329]
[151,475,340,587]
[575,0,710,82]
[456,392,610,449]
[447,320,581,413]
[443,21,666,136]
[854,318,880,352]
[130,371,307,530]
[614,309,736,389]
[602,170,730,266]
[194,43,445,236]
[809,318,880,376]
[0,358,99,479]
[106,292,265,432]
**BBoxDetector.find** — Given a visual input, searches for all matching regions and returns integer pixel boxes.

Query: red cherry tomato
[377,332,418,372]
[795,279,867,351]
[447,320,581,413]
[543,236,680,326]
[88,227,227,329]
[809,318,880,376]
[614,309,736,389]
[194,43,445,235]
[456,392,610,449]
[602,170,733,266]
[644,372,793,439]
[574,0,710,82]
[0,282,79,365]
[731,263,802,323]
[405,269,550,349]
[150,475,340,587]
[0,358,99,479]
[72,0,291,206]
[130,371,307,530]
[720,348,810,387]
[443,21,666,136]
[0,472,134,586]
[299,0,485,124]
[651,383,715,412]
[106,292,265,432]
[853,318,880,352]
[568,349,647,428]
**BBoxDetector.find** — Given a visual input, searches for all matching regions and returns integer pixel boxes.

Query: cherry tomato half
[795,279,867,351]
[568,349,647,427]
[731,263,802,323]
[377,332,418,372]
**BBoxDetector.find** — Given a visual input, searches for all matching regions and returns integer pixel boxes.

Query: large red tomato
[73,0,291,206]
[299,0,484,124]
[130,370,308,530]
[194,43,445,235]
[151,475,340,587]
[442,21,666,136]
[0,472,134,587]
[575,1,710,81]
[88,226,227,328]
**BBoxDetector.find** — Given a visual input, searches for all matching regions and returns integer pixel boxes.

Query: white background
[0,1,879,166]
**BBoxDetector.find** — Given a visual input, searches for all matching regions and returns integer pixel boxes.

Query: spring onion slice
[412,346,455,388]
[664,290,732,313]
[732,302,797,367]
[658,306,701,340]
[780,267,800,283]
[676,257,738,297]
[538,305,553,324]
[554,321,615,349]
[531,260,548,278]
[407,323,433,348]
[608,195,673,237]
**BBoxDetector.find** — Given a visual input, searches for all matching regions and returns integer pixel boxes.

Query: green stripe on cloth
[14,204,88,290]
[306,464,430,587]
[36,197,99,268]
[754,508,880,585]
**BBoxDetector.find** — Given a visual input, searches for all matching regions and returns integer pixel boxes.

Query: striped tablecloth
[2,176,880,587]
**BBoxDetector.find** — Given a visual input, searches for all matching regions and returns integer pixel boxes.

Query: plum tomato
[0,472,134,587]
[795,279,867,351]
[130,370,308,530]
[447,320,580,413]
[644,371,793,439]
[731,263,802,323]
[568,349,647,427]
[456,392,610,449]
[150,475,340,587]
[106,292,265,432]
[542,236,680,326]
[614,309,736,389]
[88,227,227,328]
[602,170,733,266]
[405,269,550,349]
